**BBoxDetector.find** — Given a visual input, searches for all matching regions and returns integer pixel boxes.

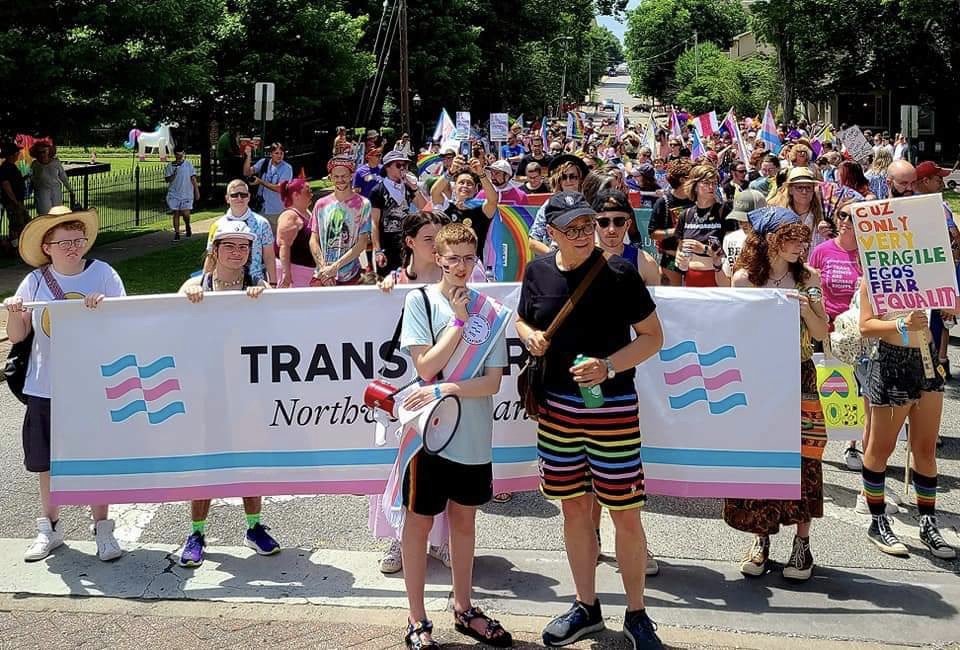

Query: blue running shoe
[542,600,604,647]
[245,523,281,555]
[623,609,663,650]
[178,532,205,567]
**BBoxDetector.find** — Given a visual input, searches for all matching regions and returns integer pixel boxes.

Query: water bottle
[574,354,605,408]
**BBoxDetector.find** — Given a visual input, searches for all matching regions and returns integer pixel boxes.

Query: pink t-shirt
[808,238,861,320]
[477,186,528,205]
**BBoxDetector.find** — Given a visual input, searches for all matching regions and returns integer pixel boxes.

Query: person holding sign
[177,221,280,568]
[517,192,664,648]
[725,207,829,582]
[392,223,512,648]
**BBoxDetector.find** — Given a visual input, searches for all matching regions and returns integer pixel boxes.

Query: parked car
[601,98,615,111]
[945,166,960,191]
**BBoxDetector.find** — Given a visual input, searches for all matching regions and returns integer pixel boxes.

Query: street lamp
[412,93,422,146]
[549,36,573,118]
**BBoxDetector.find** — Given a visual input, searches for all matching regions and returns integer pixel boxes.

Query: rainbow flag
[417,153,443,176]
[566,111,585,139]
[490,205,536,281]
[760,102,781,154]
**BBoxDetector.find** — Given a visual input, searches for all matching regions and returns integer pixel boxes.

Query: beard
[891,186,913,198]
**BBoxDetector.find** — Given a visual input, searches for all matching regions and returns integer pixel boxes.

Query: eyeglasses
[439,254,478,267]
[560,173,581,182]
[229,192,250,199]
[734,168,747,173]
[555,221,596,240]
[45,237,88,250]
[597,216,628,228]
[219,242,251,254]
[791,185,814,193]
[670,143,681,147]
[836,212,853,222]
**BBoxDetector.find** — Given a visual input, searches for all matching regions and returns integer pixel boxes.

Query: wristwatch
[602,358,615,379]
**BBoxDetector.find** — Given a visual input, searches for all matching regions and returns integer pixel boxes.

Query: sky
[597,0,641,43]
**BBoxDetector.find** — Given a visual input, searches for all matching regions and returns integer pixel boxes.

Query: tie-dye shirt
[310,193,372,283]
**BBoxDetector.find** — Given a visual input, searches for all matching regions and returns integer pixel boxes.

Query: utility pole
[558,38,569,118]
[694,30,699,86]
[398,0,410,139]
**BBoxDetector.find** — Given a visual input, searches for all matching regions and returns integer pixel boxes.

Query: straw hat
[784,167,818,185]
[19,206,99,267]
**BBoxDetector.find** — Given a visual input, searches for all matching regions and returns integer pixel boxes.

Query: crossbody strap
[39,259,95,300]
[544,251,608,340]
[418,286,443,380]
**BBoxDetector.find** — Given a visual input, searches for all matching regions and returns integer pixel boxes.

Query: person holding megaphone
[384,222,513,648]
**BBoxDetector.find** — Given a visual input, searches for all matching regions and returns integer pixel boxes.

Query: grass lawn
[946,190,959,215]
[111,237,207,296]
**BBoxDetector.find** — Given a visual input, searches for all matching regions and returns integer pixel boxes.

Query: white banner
[455,111,471,141]
[47,286,800,505]
[489,113,509,142]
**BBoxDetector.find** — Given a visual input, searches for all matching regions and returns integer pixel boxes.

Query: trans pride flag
[760,102,781,154]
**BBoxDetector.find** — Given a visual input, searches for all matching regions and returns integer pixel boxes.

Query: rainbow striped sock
[861,466,887,516]
[912,471,937,516]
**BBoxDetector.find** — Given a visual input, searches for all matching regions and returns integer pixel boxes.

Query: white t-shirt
[14,260,126,398]
[721,228,747,277]
[164,160,196,201]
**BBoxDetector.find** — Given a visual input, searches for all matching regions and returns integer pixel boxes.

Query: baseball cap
[632,162,656,178]
[915,161,950,180]
[727,189,767,222]
[545,191,596,229]
[485,159,513,178]
[213,220,256,243]
[591,189,632,215]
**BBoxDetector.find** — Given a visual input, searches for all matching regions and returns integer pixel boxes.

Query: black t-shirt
[369,181,416,271]
[444,203,491,254]
[649,192,693,256]
[521,181,551,195]
[517,153,554,178]
[0,160,26,206]
[518,248,657,395]
[674,203,736,258]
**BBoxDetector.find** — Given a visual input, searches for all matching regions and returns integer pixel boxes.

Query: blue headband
[747,206,801,236]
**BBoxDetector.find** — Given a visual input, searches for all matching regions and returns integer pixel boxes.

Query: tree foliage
[671,43,779,117]
[624,0,747,99]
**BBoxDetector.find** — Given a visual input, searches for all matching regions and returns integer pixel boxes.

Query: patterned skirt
[722,359,825,536]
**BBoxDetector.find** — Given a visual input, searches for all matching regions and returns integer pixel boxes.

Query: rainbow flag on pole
[566,111,585,139]
[490,205,536,281]
[760,102,781,154]
[417,153,443,175]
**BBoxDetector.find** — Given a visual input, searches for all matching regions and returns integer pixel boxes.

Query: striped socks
[861,466,887,516]
[913,472,937,516]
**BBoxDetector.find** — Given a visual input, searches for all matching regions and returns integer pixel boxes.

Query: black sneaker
[868,514,909,556]
[782,535,814,581]
[542,599,604,647]
[920,515,957,559]
[185,224,193,238]
[623,609,663,650]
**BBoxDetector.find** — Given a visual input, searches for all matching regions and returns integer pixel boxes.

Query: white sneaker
[428,543,452,568]
[646,549,660,576]
[379,539,403,574]
[843,446,863,471]
[94,519,123,561]
[24,517,64,562]
[855,492,898,515]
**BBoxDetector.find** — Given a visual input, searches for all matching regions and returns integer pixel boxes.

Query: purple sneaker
[178,532,205,567]
[245,523,280,555]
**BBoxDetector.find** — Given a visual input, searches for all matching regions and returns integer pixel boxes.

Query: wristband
[897,317,909,345]
[433,385,442,400]
[451,317,466,328]
[375,249,385,254]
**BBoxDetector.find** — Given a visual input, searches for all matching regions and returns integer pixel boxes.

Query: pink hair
[279,178,309,207]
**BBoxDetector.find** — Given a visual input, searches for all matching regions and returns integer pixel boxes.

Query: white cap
[213,220,256,243]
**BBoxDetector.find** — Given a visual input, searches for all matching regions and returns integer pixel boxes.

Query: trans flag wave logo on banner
[659,340,747,414]
[100,354,186,424]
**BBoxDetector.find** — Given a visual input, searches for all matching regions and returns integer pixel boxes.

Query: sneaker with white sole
[646,549,659,576]
[855,492,899,515]
[380,538,402,574]
[919,515,957,560]
[782,535,814,581]
[428,542,451,568]
[739,535,769,577]
[24,517,64,562]
[843,446,863,471]
[867,514,909,556]
[94,519,123,561]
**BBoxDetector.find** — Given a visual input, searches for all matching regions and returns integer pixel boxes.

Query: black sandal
[404,619,439,648]
[454,606,513,647]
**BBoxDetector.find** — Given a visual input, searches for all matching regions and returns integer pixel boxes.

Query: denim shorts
[864,341,944,406]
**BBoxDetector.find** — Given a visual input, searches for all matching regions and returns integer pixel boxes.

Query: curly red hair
[734,222,812,287]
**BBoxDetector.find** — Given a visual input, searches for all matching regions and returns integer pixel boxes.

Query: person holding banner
[392,222,512,647]
[4,206,125,562]
[176,221,280,567]
[516,192,664,648]
[725,207,829,582]
[857,281,956,559]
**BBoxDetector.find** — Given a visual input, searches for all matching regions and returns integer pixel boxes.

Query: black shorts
[22,396,51,473]
[402,451,493,517]
[864,341,945,407]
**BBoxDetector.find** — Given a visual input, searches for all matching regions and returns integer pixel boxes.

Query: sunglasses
[229,192,250,198]
[560,173,581,182]
[597,216,628,228]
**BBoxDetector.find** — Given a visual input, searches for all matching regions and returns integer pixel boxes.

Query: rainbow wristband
[897,317,909,345]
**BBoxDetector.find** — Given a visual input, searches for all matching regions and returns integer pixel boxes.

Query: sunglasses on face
[229,192,250,199]
[560,173,580,182]
[792,185,814,193]
[597,216,628,228]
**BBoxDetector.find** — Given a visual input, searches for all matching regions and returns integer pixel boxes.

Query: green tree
[672,42,740,114]
[624,0,747,99]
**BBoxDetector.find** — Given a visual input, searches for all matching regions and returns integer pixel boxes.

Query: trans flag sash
[381,289,513,528]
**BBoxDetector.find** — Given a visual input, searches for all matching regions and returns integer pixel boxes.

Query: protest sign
[853,194,959,315]
[489,113,509,142]
[838,125,873,163]
[455,111,471,140]
[47,287,800,505]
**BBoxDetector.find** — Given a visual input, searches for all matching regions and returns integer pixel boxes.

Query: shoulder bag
[517,252,608,419]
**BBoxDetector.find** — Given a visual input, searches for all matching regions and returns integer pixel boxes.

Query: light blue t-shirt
[253,158,294,215]
[400,285,508,465]
[164,160,196,200]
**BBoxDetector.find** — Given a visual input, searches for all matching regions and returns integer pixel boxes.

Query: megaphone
[364,379,403,446]
[398,394,462,455]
